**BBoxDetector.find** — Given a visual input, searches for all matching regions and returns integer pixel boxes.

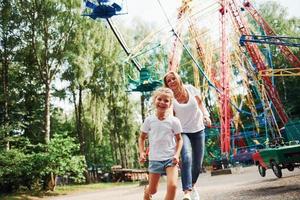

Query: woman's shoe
[183,192,191,200]
[191,189,199,200]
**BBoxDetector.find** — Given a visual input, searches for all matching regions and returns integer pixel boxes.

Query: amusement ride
[82,0,300,177]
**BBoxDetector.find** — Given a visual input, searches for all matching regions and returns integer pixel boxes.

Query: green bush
[0,149,37,192]
[0,134,86,193]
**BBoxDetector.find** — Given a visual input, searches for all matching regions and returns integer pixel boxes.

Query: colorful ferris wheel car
[252,143,300,178]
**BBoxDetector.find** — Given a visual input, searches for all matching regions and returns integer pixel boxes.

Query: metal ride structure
[219,0,231,155]
[163,0,232,155]
[226,0,300,157]
[146,0,296,159]
[240,34,300,76]
[228,0,288,126]
[83,1,236,156]
[242,0,300,68]
[165,0,299,158]
[167,0,192,72]
[222,0,300,170]
[83,0,299,162]
[240,35,300,48]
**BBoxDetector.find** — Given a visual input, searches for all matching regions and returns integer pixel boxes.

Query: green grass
[0,182,139,200]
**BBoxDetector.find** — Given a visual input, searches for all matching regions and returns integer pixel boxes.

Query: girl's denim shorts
[148,158,176,175]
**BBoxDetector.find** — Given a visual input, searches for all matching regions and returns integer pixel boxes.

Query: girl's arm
[138,132,148,163]
[195,96,211,127]
[173,133,183,164]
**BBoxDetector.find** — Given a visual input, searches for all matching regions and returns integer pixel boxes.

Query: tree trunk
[43,172,57,191]
[108,87,118,163]
[1,37,10,150]
[78,85,85,154]
[72,89,78,131]
[72,86,85,153]
[123,99,129,168]
[123,128,128,168]
[73,85,91,183]
[44,82,51,144]
[113,104,124,167]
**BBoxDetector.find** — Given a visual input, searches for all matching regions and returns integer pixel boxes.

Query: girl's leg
[190,130,205,185]
[164,166,178,200]
[144,173,160,200]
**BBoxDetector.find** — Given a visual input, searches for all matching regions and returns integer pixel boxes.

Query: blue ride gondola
[83,0,125,19]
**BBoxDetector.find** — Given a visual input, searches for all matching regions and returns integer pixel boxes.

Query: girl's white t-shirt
[141,115,182,161]
[173,84,208,133]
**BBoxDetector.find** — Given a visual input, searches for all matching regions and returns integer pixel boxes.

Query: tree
[0,0,22,150]
[18,0,80,144]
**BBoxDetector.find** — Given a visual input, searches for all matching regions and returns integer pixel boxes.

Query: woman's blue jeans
[180,130,205,191]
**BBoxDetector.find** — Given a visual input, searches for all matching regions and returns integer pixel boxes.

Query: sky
[260,0,300,18]
[124,0,300,24]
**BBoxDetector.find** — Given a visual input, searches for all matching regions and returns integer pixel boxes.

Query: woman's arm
[195,96,211,127]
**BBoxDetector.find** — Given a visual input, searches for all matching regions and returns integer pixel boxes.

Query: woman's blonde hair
[163,71,183,88]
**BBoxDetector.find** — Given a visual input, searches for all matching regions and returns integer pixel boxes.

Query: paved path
[47,166,300,200]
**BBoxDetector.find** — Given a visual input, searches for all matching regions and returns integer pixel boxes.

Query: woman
[163,71,211,200]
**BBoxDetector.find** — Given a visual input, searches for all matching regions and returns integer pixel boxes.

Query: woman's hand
[203,116,212,127]
[139,152,147,164]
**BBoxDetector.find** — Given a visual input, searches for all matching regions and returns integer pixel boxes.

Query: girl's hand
[173,155,180,164]
[139,152,147,163]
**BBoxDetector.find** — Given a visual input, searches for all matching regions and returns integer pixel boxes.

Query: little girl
[139,87,183,200]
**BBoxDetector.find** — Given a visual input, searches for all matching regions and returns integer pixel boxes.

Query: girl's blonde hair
[152,87,174,103]
[163,71,183,88]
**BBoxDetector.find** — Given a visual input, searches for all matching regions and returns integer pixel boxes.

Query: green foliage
[42,133,86,182]
[0,134,85,193]
[90,62,140,169]
[50,108,75,138]
[0,149,34,192]
[204,128,222,165]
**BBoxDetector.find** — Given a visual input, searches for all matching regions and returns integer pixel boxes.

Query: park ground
[44,165,300,200]
[3,165,300,200]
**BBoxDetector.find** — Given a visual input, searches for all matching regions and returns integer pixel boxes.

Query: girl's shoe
[144,186,152,200]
